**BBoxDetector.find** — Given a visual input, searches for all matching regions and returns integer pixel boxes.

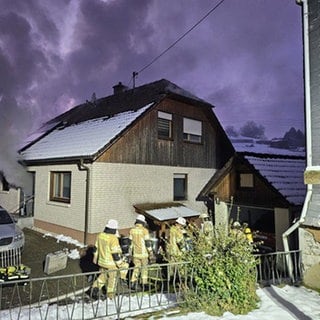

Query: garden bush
[180,225,259,316]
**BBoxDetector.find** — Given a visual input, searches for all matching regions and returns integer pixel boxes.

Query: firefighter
[129,214,153,291]
[231,221,253,244]
[168,217,187,261]
[87,219,128,300]
[199,212,214,239]
[231,220,245,239]
[243,222,254,244]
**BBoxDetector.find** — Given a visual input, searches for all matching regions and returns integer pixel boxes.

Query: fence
[0,262,189,320]
[0,251,302,320]
[0,248,22,268]
[255,250,302,286]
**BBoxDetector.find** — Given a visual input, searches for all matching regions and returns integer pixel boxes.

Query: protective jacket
[129,223,151,259]
[244,227,253,243]
[169,224,185,259]
[93,232,122,269]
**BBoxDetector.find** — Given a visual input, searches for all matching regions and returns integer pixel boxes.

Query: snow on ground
[159,285,320,319]
[41,231,85,260]
[1,285,319,319]
[13,231,317,319]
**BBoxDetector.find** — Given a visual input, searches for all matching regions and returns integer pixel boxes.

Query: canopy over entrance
[133,203,200,223]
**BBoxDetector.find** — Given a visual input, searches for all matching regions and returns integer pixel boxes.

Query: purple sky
[0,0,304,183]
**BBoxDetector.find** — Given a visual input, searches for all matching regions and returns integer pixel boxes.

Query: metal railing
[255,250,302,286]
[0,262,190,320]
[0,250,303,320]
[0,248,22,268]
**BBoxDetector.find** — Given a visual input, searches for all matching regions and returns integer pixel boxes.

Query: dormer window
[183,117,202,143]
[158,111,172,139]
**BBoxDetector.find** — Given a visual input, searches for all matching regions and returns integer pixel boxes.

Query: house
[19,79,234,245]
[197,138,306,252]
[294,0,320,289]
[0,172,21,214]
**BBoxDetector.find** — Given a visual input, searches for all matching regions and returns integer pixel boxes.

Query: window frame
[50,171,71,203]
[173,173,187,201]
[239,173,254,188]
[183,117,202,143]
[157,111,173,140]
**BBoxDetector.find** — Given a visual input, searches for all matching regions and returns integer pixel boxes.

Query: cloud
[0,0,304,186]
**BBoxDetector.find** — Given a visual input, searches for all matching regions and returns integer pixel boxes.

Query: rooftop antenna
[132,71,138,89]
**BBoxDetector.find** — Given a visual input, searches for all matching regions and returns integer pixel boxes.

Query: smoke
[0,0,304,194]
[0,95,34,195]
[0,4,52,195]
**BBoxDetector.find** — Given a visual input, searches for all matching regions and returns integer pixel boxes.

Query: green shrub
[180,225,259,316]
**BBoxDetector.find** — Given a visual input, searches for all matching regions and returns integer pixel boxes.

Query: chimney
[113,82,128,94]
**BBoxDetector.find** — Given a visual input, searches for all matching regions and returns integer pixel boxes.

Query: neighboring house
[0,172,20,214]
[19,79,234,245]
[198,138,306,252]
[294,0,320,289]
[0,171,34,225]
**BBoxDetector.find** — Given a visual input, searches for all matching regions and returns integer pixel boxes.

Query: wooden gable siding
[235,163,288,207]
[210,162,288,208]
[97,98,219,168]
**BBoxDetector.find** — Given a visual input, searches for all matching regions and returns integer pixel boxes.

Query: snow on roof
[21,104,153,161]
[245,155,306,205]
[145,205,200,221]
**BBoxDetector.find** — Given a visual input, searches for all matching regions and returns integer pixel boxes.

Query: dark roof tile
[47,79,212,127]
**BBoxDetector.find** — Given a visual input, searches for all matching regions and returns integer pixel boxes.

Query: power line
[130,0,226,85]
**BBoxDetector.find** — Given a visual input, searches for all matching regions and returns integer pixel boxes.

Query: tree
[240,121,265,139]
[225,126,239,137]
[283,127,305,148]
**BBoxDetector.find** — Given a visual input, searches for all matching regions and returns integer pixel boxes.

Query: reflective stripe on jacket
[129,223,150,259]
[94,232,122,269]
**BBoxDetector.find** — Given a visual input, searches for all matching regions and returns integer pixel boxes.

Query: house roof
[20,104,152,161]
[198,153,306,207]
[20,79,213,163]
[244,155,306,206]
[45,78,212,128]
[232,137,306,206]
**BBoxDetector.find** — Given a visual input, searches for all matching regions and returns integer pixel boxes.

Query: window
[174,174,187,200]
[183,117,202,143]
[158,111,172,139]
[50,172,71,203]
[239,173,254,188]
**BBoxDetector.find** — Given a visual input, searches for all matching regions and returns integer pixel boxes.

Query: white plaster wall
[274,207,289,251]
[29,162,213,234]
[0,188,20,213]
[89,162,214,233]
[28,164,87,231]
[215,201,229,234]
